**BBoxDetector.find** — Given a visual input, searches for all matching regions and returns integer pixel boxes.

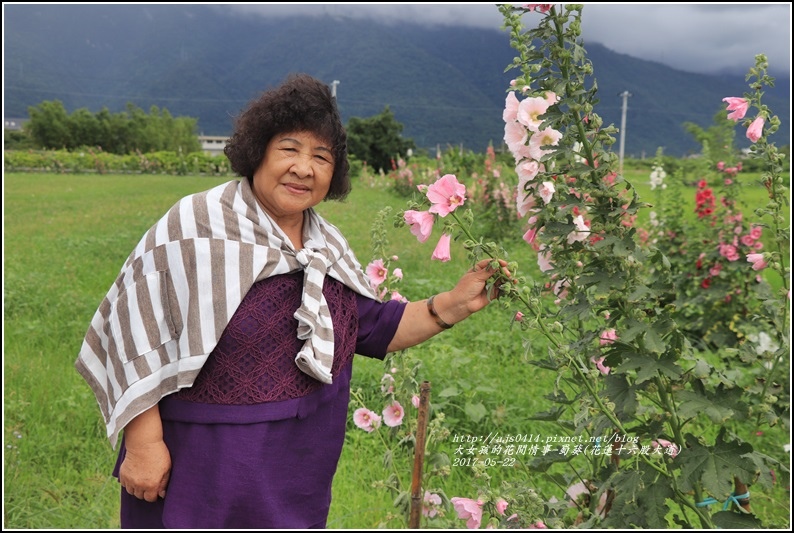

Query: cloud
[222,3,791,76]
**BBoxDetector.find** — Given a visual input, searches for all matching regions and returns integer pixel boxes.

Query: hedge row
[3,149,232,176]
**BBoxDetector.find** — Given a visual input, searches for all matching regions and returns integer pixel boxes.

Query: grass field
[3,169,790,529]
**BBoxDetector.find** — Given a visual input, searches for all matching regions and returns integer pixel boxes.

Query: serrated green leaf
[711,510,763,529]
[614,352,682,383]
[603,374,638,419]
[675,390,735,423]
[643,327,666,353]
[528,405,567,421]
[678,430,759,498]
[640,484,675,529]
[528,449,573,472]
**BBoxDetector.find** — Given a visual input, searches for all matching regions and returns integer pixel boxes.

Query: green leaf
[678,429,759,498]
[613,352,683,384]
[643,327,666,354]
[712,510,764,529]
[528,449,573,472]
[640,485,675,529]
[437,387,459,398]
[675,390,735,424]
[603,374,638,419]
[464,402,487,423]
[528,405,567,421]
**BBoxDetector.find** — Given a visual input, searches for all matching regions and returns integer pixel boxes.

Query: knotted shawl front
[75,179,377,447]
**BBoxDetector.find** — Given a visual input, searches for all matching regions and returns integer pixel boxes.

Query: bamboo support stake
[409,381,432,529]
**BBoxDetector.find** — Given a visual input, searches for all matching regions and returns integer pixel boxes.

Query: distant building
[4,118,29,131]
[198,135,229,157]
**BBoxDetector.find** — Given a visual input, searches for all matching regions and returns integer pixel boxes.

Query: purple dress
[113,272,406,529]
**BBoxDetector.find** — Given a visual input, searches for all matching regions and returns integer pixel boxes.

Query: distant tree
[27,100,71,150]
[24,100,201,154]
[346,106,415,173]
[683,107,737,163]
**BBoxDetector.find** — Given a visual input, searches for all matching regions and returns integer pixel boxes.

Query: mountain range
[4,4,790,157]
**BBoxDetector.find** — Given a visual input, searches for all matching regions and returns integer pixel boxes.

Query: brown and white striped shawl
[75,178,378,447]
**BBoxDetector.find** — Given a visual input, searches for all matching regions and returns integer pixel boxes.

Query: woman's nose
[290,153,314,178]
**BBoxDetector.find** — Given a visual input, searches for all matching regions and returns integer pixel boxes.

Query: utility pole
[618,90,632,177]
[331,80,340,99]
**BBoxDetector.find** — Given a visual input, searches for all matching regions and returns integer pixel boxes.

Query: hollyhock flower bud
[431,233,452,262]
[746,116,765,143]
[722,97,749,122]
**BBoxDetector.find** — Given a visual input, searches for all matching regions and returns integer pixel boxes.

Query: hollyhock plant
[431,233,452,262]
[403,209,435,243]
[450,497,484,529]
[495,498,509,516]
[366,258,388,289]
[747,253,768,271]
[423,491,443,518]
[427,173,467,216]
[528,127,563,160]
[382,401,405,427]
[517,96,552,131]
[746,116,765,143]
[353,407,381,433]
[722,97,750,122]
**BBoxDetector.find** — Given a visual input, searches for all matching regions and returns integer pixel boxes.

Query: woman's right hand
[119,404,171,501]
[119,439,171,501]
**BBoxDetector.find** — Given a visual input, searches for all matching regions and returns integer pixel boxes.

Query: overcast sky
[225,3,792,76]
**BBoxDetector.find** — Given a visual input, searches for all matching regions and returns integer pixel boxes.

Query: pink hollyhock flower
[411,395,421,408]
[525,4,552,13]
[591,356,611,375]
[503,91,520,123]
[538,181,556,205]
[722,97,749,122]
[517,188,537,219]
[404,210,434,243]
[750,225,763,240]
[427,174,467,217]
[423,491,443,518]
[523,226,539,246]
[537,246,554,272]
[716,161,725,170]
[719,243,740,261]
[353,407,381,433]
[383,401,405,427]
[747,253,768,270]
[390,290,408,303]
[566,481,608,516]
[652,438,680,457]
[495,499,509,516]
[514,311,524,322]
[450,497,484,529]
[544,90,559,106]
[393,267,403,280]
[517,96,551,132]
[528,127,563,160]
[504,120,529,160]
[517,159,542,183]
[431,233,452,262]
[600,328,618,345]
[746,116,765,143]
[528,521,548,529]
[567,215,589,244]
[366,259,388,288]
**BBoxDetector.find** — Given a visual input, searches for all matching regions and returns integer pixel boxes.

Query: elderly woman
[76,73,502,529]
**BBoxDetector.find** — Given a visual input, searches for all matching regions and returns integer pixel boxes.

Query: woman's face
[251,130,335,226]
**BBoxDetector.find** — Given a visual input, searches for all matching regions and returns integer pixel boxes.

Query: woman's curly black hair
[224,73,351,201]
